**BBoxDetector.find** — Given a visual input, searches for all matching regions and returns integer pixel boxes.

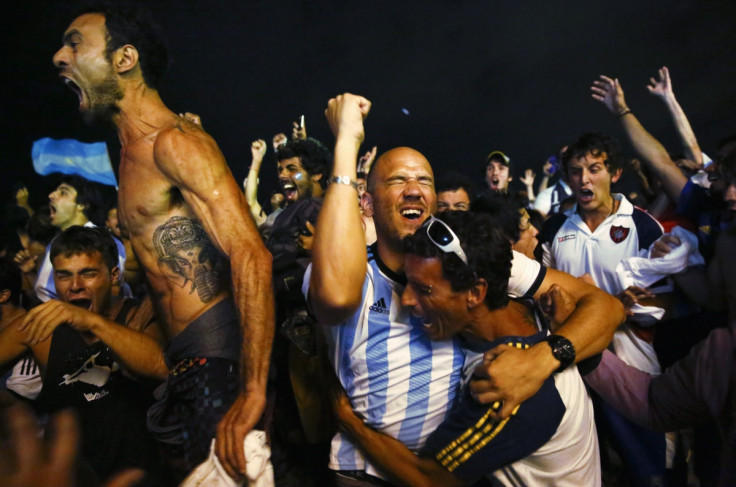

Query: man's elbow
[309,287,362,326]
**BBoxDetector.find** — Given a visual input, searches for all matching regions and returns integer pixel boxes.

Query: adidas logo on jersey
[369,297,390,314]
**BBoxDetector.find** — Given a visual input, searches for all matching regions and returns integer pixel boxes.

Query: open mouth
[578,189,594,202]
[63,77,84,106]
[490,178,500,188]
[400,208,423,220]
[49,203,57,218]
[69,298,92,310]
[281,182,298,201]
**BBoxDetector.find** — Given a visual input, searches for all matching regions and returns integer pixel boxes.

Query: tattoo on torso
[152,216,223,303]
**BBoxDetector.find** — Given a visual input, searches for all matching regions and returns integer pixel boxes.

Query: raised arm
[244,139,267,227]
[308,94,371,325]
[154,124,274,478]
[539,160,553,192]
[357,145,378,175]
[591,75,688,202]
[647,66,703,167]
[520,169,537,202]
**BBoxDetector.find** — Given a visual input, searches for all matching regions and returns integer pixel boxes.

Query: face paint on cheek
[294,173,303,180]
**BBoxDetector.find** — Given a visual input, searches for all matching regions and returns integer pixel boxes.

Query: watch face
[547,335,575,371]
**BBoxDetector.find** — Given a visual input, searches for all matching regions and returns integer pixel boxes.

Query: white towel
[615,226,704,324]
[180,431,274,487]
[616,226,704,291]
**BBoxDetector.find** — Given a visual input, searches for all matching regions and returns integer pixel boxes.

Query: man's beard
[83,74,124,126]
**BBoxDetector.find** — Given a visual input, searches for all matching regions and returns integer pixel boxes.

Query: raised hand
[591,75,629,115]
[646,66,673,100]
[250,139,267,162]
[520,169,536,187]
[357,146,378,174]
[542,160,555,177]
[15,187,29,208]
[324,93,371,144]
[292,117,307,140]
[272,133,287,151]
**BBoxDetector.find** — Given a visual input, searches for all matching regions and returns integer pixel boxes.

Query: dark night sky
[2,0,736,208]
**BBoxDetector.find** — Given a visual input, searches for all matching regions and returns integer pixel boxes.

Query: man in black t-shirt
[0,226,166,483]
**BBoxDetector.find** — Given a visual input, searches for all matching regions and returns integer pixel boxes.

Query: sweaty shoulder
[153,120,227,185]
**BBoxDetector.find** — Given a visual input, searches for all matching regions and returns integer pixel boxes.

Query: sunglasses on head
[422,216,468,265]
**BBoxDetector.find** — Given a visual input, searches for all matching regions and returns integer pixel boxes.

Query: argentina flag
[32,137,117,186]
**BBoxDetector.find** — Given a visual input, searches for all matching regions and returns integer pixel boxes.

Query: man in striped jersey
[307,93,623,485]
[332,210,600,486]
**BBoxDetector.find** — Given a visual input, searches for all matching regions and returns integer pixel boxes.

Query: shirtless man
[52,6,274,479]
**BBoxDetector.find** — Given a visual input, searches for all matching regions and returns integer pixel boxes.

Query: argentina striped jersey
[304,246,545,478]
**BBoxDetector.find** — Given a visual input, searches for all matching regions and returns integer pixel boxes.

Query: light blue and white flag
[32,137,117,187]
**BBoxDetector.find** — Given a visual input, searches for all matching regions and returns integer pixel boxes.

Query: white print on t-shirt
[59,351,120,387]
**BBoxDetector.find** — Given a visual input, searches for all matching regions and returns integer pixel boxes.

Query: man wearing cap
[485,150,512,192]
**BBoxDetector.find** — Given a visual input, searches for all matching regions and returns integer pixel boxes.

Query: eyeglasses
[423,216,468,265]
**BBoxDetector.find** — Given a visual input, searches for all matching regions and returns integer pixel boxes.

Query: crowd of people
[0,5,734,487]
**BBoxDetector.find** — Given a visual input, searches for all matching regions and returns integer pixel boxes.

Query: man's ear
[360,192,374,218]
[110,265,121,284]
[611,167,623,184]
[113,44,139,75]
[0,289,11,304]
[467,278,487,309]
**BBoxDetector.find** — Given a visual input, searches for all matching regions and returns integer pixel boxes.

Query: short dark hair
[78,3,168,89]
[50,226,118,272]
[561,132,623,175]
[25,208,58,246]
[0,258,22,306]
[276,138,333,189]
[57,175,108,227]
[471,190,522,243]
[436,171,474,197]
[403,211,511,310]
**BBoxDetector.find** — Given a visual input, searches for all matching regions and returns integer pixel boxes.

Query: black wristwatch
[544,335,576,373]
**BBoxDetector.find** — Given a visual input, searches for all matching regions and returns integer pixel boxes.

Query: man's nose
[53,46,69,69]
[403,178,422,196]
[401,286,417,308]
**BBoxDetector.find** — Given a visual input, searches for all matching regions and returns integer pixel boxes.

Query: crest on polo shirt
[610,225,630,243]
